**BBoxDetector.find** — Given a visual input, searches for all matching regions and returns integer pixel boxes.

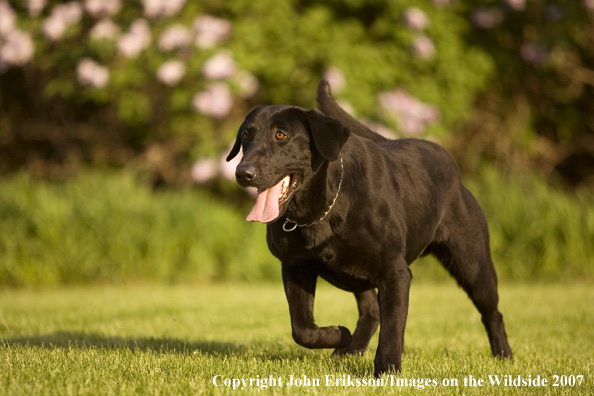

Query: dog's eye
[275,131,287,141]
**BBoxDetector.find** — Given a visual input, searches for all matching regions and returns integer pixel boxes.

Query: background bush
[1,0,496,185]
[1,167,592,287]
[0,172,279,286]
[5,0,592,185]
[1,0,593,286]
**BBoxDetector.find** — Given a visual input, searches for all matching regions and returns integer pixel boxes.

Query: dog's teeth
[279,176,290,199]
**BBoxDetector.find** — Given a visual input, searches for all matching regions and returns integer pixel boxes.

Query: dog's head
[226,105,350,223]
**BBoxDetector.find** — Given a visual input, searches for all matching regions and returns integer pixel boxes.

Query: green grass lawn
[1,282,592,395]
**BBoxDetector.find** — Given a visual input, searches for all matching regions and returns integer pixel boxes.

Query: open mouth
[246,174,298,223]
[278,174,297,206]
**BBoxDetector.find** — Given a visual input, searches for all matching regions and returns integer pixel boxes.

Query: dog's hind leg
[432,189,513,359]
[282,262,352,349]
[333,289,380,356]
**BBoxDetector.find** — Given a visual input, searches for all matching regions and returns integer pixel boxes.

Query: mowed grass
[0,282,592,395]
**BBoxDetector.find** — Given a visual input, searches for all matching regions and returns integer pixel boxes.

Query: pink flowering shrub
[77,57,109,88]
[156,60,186,86]
[42,2,83,41]
[192,83,234,120]
[379,90,440,136]
[1,0,592,187]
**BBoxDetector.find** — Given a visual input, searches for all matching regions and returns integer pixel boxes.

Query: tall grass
[0,165,593,287]
[0,172,276,287]
[466,166,594,281]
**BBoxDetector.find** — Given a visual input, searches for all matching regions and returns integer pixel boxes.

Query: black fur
[227,80,513,376]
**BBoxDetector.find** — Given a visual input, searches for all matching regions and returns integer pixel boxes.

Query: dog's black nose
[236,163,257,186]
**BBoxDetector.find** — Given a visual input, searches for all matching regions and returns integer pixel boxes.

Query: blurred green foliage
[0,172,277,286]
[1,0,491,174]
[2,1,593,185]
[465,166,594,281]
[0,168,592,287]
[454,0,594,187]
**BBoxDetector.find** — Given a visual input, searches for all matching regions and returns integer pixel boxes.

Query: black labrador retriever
[226,80,512,376]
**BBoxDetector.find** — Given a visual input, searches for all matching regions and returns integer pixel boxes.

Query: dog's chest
[311,240,379,291]
[270,223,383,287]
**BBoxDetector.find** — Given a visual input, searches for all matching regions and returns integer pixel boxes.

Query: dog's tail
[317,80,388,143]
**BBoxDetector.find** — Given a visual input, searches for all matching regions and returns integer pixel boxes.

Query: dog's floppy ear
[304,109,350,161]
[226,107,261,162]
[226,132,242,162]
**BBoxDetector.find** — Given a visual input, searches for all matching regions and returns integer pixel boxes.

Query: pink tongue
[246,179,284,223]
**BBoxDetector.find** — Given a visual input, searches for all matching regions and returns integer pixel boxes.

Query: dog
[226,80,512,376]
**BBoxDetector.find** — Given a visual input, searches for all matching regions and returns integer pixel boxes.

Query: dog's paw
[374,364,401,378]
[332,345,365,357]
[374,354,402,378]
[336,325,352,348]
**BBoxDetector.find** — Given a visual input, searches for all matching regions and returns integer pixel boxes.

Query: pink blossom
[471,7,504,29]
[26,0,47,17]
[193,15,232,49]
[233,71,259,98]
[142,0,160,18]
[142,0,186,19]
[117,19,151,59]
[77,58,110,88]
[192,83,234,119]
[42,2,83,41]
[362,119,397,140]
[505,0,526,11]
[158,24,191,52]
[202,52,237,80]
[585,0,594,11]
[379,89,440,135]
[520,43,548,65]
[84,0,121,18]
[54,2,83,24]
[323,67,346,93]
[90,19,120,41]
[246,187,258,198]
[42,17,67,42]
[191,158,218,184]
[403,7,429,31]
[0,1,16,37]
[412,35,436,60]
[0,30,35,66]
[156,60,186,86]
[130,19,151,36]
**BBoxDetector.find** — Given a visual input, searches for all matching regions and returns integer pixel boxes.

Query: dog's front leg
[282,262,352,349]
[374,259,411,377]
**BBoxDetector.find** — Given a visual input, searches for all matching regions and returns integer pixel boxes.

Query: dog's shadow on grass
[3,332,376,375]
[2,331,246,356]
